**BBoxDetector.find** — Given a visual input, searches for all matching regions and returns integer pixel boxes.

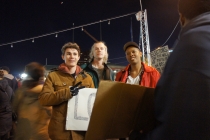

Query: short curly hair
[61,42,81,56]
[178,0,210,20]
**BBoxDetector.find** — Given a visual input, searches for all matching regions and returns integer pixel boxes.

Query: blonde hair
[89,42,109,63]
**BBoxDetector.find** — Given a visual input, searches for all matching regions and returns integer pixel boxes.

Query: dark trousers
[0,132,10,140]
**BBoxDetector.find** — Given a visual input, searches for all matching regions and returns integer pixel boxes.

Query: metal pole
[145,10,151,66]
[100,21,102,41]
[130,17,133,41]
[83,29,99,42]
[72,23,74,43]
[140,0,142,11]
[140,11,145,63]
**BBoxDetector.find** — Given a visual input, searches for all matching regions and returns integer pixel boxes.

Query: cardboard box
[85,81,155,140]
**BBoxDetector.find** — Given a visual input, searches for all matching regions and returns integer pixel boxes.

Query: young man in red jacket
[115,41,160,88]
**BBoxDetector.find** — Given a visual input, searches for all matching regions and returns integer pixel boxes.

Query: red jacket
[115,63,160,88]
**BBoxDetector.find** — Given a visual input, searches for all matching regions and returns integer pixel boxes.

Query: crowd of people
[0,0,210,139]
[0,40,160,140]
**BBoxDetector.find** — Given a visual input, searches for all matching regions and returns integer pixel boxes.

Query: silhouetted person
[0,70,14,140]
[0,66,18,92]
[149,0,210,139]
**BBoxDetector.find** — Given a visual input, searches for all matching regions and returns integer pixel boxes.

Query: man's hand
[70,81,85,96]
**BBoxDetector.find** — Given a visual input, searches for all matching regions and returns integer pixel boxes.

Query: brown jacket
[39,64,94,140]
[13,84,52,140]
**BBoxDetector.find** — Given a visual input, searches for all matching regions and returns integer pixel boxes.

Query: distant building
[44,65,58,76]
[78,51,89,65]
[107,63,126,79]
[108,64,125,73]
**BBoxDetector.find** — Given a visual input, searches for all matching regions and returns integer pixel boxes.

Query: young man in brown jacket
[39,42,94,140]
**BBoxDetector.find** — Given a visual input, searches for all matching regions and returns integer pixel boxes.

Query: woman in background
[13,62,51,140]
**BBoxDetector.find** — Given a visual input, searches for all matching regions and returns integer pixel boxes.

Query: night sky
[0,0,180,76]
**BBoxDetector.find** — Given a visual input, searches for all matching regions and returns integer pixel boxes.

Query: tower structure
[137,10,151,66]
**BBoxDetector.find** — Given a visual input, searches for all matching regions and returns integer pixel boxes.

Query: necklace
[128,65,144,84]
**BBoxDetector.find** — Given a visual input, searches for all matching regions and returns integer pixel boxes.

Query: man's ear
[179,13,185,27]
[61,55,64,60]
[139,50,142,57]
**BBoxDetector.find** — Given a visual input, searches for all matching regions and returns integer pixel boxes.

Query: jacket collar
[123,62,154,73]
[181,12,210,36]
[4,74,14,80]
[87,62,109,70]
[58,63,82,74]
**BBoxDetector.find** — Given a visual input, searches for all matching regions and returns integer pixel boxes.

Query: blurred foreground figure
[150,0,210,139]
[13,62,51,140]
[0,70,14,140]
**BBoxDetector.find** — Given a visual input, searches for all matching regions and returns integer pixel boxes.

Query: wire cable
[0,11,137,47]
[161,20,179,47]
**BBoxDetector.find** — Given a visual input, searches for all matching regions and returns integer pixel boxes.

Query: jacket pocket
[54,82,68,91]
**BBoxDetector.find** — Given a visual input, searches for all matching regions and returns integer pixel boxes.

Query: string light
[55,34,58,37]
[0,11,137,47]
[32,39,34,43]
[108,20,110,25]
[11,44,13,48]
